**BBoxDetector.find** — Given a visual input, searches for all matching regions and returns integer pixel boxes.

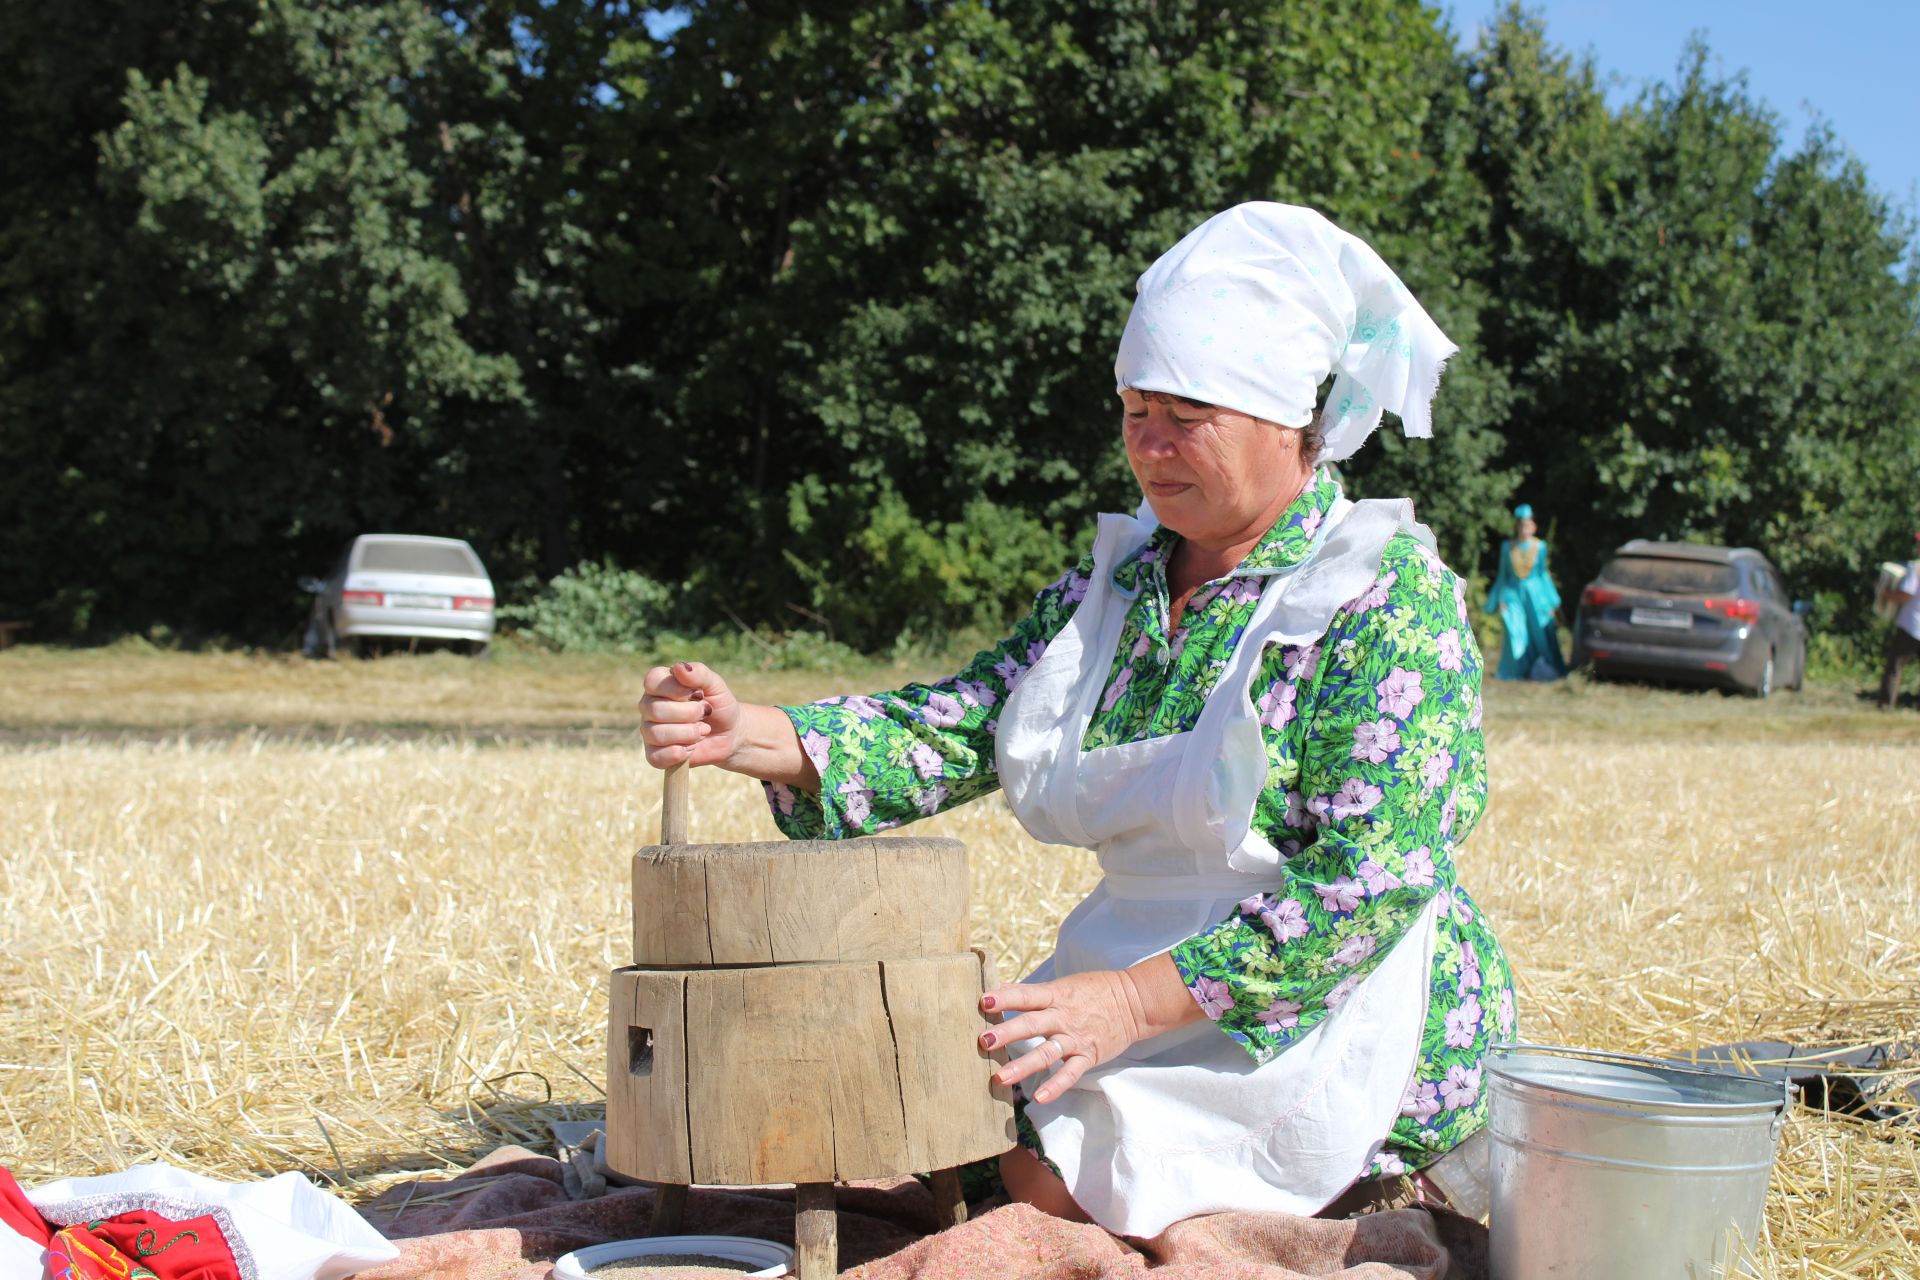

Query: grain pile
[0,679,1915,1276]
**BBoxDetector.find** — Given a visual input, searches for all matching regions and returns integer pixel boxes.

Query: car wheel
[345,635,368,660]
[1749,650,1774,699]
[468,640,492,661]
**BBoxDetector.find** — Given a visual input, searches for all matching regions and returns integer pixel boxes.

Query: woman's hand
[980,955,1204,1105]
[639,661,743,770]
[638,662,822,789]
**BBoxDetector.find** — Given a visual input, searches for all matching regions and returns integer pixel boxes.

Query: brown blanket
[357,1149,1486,1280]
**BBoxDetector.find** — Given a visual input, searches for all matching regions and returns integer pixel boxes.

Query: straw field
[1,647,1916,1277]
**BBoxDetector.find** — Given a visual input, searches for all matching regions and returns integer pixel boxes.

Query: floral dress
[769,468,1516,1177]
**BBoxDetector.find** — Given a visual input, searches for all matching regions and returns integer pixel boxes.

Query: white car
[302,534,495,658]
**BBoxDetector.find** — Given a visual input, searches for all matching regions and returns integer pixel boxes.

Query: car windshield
[1601,555,1738,595]
[357,541,482,577]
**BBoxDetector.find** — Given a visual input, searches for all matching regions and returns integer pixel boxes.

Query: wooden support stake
[928,1167,968,1229]
[647,761,692,1235]
[650,1182,688,1235]
[794,1182,838,1280]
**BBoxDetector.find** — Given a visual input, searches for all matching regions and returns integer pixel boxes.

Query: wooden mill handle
[661,761,691,846]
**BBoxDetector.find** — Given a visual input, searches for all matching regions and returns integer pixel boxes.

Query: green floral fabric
[769,468,1515,1174]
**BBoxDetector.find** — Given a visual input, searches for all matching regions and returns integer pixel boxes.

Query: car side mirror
[1791,600,1812,618]
[298,576,326,594]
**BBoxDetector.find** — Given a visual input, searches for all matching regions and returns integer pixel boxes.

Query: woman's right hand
[640,661,743,770]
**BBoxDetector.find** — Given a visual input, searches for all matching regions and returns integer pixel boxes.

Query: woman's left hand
[980,956,1203,1105]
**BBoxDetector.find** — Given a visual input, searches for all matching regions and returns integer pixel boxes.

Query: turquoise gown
[1486,537,1567,681]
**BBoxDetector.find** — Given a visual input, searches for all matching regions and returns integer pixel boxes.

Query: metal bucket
[1487,1044,1792,1279]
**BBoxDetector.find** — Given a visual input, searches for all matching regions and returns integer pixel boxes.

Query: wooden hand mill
[606,764,1015,1278]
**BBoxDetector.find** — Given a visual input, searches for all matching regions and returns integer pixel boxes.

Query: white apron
[994,496,1443,1237]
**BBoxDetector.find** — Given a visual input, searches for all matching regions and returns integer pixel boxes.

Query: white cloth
[1897,561,1920,640]
[994,497,1440,1237]
[25,1163,398,1280]
[0,1222,42,1276]
[1113,202,1457,462]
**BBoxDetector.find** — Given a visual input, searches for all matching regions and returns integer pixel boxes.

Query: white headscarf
[1113,202,1457,462]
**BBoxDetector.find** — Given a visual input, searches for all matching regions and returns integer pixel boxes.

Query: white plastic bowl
[552,1235,795,1279]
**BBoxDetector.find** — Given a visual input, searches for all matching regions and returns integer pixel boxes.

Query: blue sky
[1450,1,1920,214]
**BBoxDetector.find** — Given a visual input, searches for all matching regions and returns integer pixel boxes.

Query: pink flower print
[1238,891,1274,917]
[921,690,967,729]
[1350,718,1401,763]
[1440,1063,1482,1111]
[1314,876,1364,914]
[1497,988,1516,1038]
[766,781,797,817]
[1300,507,1325,540]
[1306,792,1334,824]
[1439,887,1475,925]
[1357,857,1402,896]
[917,782,951,816]
[956,680,998,709]
[1284,643,1321,681]
[1444,995,1483,1049]
[1438,795,1457,838]
[844,694,888,721]
[1401,1079,1442,1123]
[1258,897,1310,943]
[1371,1149,1407,1177]
[1468,695,1483,731]
[1329,777,1384,820]
[1402,845,1436,888]
[1349,570,1398,614]
[991,653,1028,687]
[1131,631,1152,659]
[1027,640,1049,666]
[1284,790,1314,829]
[1257,679,1297,730]
[1460,943,1482,992]
[1061,570,1091,604]
[1100,664,1134,713]
[1190,976,1235,1020]
[1453,576,1470,627]
[1223,578,1262,605]
[1325,972,1363,1010]
[836,774,874,827]
[1258,998,1303,1031]
[800,729,833,775]
[909,742,945,780]
[1376,667,1425,719]
[1333,933,1379,969]
[1436,629,1465,672]
[1420,749,1454,796]
[1170,630,1188,662]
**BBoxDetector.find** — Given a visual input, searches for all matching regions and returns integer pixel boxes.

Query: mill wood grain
[604,954,1012,1185]
[631,837,970,965]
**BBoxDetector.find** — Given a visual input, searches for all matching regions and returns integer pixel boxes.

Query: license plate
[1630,607,1691,630]
[387,593,452,609]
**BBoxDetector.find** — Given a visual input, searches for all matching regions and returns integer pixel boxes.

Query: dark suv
[1570,541,1809,697]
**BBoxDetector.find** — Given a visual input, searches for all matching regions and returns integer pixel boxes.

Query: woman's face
[1120,389,1306,546]
[1516,517,1537,540]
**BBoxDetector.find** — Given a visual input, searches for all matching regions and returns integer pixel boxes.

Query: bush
[499,559,676,653]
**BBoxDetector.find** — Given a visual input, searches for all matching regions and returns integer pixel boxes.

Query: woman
[640,203,1514,1237]
[1485,504,1567,681]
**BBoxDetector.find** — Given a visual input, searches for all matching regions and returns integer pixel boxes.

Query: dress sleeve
[765,556,1094,840]
[1535,543,1562,612]
[1484,539,1513,613]
[1168,537,1489,1063]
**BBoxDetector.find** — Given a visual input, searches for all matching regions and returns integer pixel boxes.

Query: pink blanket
[357,1149,1486,1280]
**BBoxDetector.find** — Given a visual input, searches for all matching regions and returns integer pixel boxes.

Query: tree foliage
[1,0,1914,648]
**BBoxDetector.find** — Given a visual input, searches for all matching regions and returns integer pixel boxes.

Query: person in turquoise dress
[639,203,1515,1231]
[1485,504,1567,681]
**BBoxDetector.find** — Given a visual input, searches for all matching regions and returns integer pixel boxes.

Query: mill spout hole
[629,1026,655,1077]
